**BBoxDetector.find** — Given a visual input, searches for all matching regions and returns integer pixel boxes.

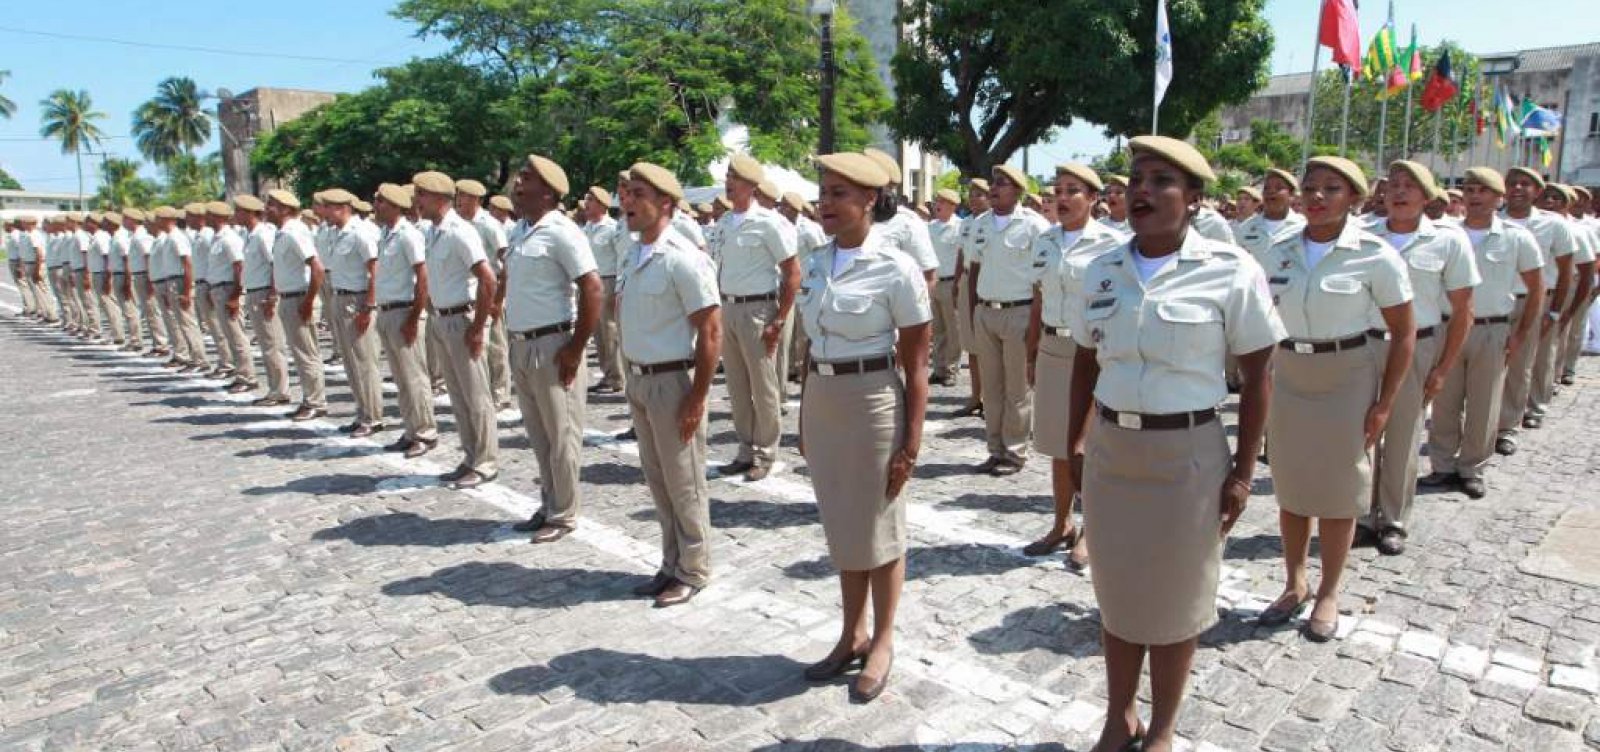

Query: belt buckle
[1293,342,1314,354]
[817,362,837,376]
[630,363,645,376]
[1116,412,1142,430]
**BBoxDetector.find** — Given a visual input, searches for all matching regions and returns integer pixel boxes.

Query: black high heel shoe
[803,647,866,682]
[849,652,893,703]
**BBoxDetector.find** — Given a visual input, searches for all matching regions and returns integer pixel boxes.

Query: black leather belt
[1280,334,1369,354]
[1444,314,1511,325]
[600,275,617,281]
[1098,403,1218,431]
[196,281,210,287]
[980,298,1031,310]
[1044,326,1070,338]
[131,272,149,277]
[280,290,307,299]
[1366,326,1435,340]
[723,292,777,304]
[211,281,235,289]
[335,288,368,296]
[378,301,413,312]
[938,275,957,282]
[810,355,894,376]
[629,359,694,376]
[512,321,573,340]
[246,285,271,293]
[435,303,472,317]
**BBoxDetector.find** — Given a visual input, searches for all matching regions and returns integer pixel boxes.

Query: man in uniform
[617,162,722,607]
[123,210,164,355]
[455,178,512,408]
[371,183,438,458]
[1235,169,1306,264]
[710,154,798,482]
[6,221,36,318]
[265,190,329,421]
[416,171,501,489]
[928,188,965,386]
[65,213,99,340]
[953,179,992,417]
[146,209,183,364]
[778,191,827,382]
[235,196,290,403]
[1559,186,1600,382]
[965,164,1050,476]
[88,212,125,346]
[203,201,254,393]
[15,217,51,321]
[192,203,234,376]
[1539,184,1598,389]
[489,194,516,228]
[499,155,603,542]
[155,207,209,372]
[1497,167,1578,451]
[1422,168,1544,499]
[1233,186,1261,232]
[319,189,386,436]
[580,186,626,395]
[1100,176,1130,234]
[106,212,142,351]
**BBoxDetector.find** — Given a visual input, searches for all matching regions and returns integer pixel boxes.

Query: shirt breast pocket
[1156,300,1224,363]
[825,293,879,340]
[1082,295,1122,351]
[1408,251,1445,273]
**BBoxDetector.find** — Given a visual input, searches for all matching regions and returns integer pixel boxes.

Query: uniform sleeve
[292,231,317,265]
[173,235,192,258]
[1573,223,1598,264]
[1370,247,1414,308]
[556,227,599,280]
[1442,232,1482,291]
[765,215,798,264]
[226,236,245,263]
[966,223,986,267]
[455,228,488,269]
[483,220,508,252]
[1226,257,1288,355]
[674,252,721,315]
[905,217,939,271]
[355,232,378,261]
[889,259,934,328]
[403,233,426,266]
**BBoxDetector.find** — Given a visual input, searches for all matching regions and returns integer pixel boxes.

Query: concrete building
[1219,42,1600,186]
[844,0,944,205]
[217,88,337,198]
[0,189,91,220]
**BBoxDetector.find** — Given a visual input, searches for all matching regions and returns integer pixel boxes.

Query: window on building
[1589,112,1599,138]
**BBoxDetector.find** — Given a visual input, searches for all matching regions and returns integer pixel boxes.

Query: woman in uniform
[1067,137,1284,752]
[1258,156,1415,641]
[1025,163,1125,570]
[797,153,932,704]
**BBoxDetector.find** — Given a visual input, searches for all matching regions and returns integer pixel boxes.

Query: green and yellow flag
[1363,22,1399,83]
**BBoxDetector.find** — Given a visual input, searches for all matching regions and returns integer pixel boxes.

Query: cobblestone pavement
[1,283,1598,752]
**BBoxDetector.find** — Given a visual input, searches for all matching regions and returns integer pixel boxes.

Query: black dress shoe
[403,439,436,459]
[1523,415,1543,429]
[744,465,771,482]
[973,457,1003,475]
[1376,527,1406,556]
[951,402,984,418]
[1418,471,1462,488]
[450,469,497,490]
[1495,437,1517,456]
[349,424,377,439]
[251,395,291,407]
[1353,525,1379,548]
[616,427,637,442]
[512,513,547,533]
[653,579,700,608]
[719,459,755,477]
[849,652,893,703]
[530,525,573,544]
[803,648,867,682]
[338,421,361,433]
[439,465,471,483]
[289,406,326,422]
[991,459,1024,477]
[632,572,673,597]
[1461,477,1487,499]
[384,437,412,452]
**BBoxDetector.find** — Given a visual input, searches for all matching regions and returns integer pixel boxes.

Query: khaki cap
[968,178,991,193]
[233,195,265,212]
[1506,166,1545,191]
[627,162,684,201]
[587,186,613,206]
[1388,160,1438,199]
[489,195,513,212]
[103,211,122,224]
[375,183,412,209]
[300,209,317,221]
[934,188,961,204]
[1305,156,1370,198]
[617,169,632,183]
[352,199,373,213]
[206,201,232,218]
[266,189,301,209]
[1464,167,1506,194]
[319,188,357,206]
[1054,162,1104,192]
[1571,186,1592,204]
[991,164,1030,191]
[817,152,890,188]
[863,148,902,184]
[122,208,147,222]
[1446,188,1464,200]
[1104,175,1129,188]
[524,154,570,197]
[695,202,713,214]
[714,195,732,211]
[310,190,327,204]
[756,179,781,202]
[412,171,456,196]
[153,206,182,220]
[182,202,206,216]
[1547,183,1575,204]
[1237,186,1263,202]
[1265,167,1300,192]
[455,179,488,198]
[782,191,809,213]
[1129,135,1217,184]
[677,198,693,214]
[85,211,100,223]
[728,154,765,184]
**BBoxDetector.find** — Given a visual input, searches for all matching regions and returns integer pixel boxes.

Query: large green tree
[39,89,107,203]
[0,166,20,190]
[93,158,160,208]
[892,0,1272,177]
[1309,41,1480,170]
[132,76,213,165]
[160,153,223,205]
[0,70,16,120]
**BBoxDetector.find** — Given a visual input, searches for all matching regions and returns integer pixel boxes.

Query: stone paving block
[1524,687,1595,731]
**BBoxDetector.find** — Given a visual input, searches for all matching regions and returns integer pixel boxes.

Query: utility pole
[814,1,837,157]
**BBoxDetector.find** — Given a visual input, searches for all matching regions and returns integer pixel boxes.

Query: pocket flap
[1156,300,1220,324]
[1319,276,1362,294]
[829,294,874,314]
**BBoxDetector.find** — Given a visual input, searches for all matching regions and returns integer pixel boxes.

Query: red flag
[1420,50,1460,111]
[1319,0,1362,69]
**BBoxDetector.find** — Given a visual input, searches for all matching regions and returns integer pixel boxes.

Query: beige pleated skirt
[801,367,907,571]
[1268,344,1379,519]
[1083,414,1230,645]
[1033,333,1076,459]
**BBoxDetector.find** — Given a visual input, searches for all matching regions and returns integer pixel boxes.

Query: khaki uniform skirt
[1032,332,1076,459]
[801,367,907,571]
[1268,344,1379,519]
[1083,414,1229,645]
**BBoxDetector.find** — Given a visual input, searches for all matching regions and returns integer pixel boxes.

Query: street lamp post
[812,0,837,157]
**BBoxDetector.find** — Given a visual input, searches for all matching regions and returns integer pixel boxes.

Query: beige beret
[103,211,122,224]
[587,186,612,206]
[714,195,732,211]
[991,164,1030,191]
[627,162,684,201]
[1104,175,1129,188]
[1547,183,1576,204]
[1129,135,1217,184]
[1387,160,1439,199]
[968,178,991,193]
[1305,156,1370,198]
[317,188,356,206]
[375,183,412,209]
[206,201,232,218]
[412,171,456,196]
[1464,167,1506,194]
[1237,186,1263,202]
[524,154,570,197]
[756,179,781,202]
[352,199,372,213]
[617,170,632,183]
[153,206,182,220]
[300,209,317,221]
[233,195,265,212]
[122,208,147,222]
[728,154,765,184]
[817,152,890,189]
[1054,162,1104,192]
[489,195,513,212]
[182,203,206,216]
[85,211,101,223]
[695,202,713,214]
[863,148,902,184]
[781,192,808,213]
[1506,166,1545,191]
[1446,188,1464,200]
[934,188,961,205]
[677,198,694,214]
[1264,168,1300,192]
[455,179,488,198]
[266,189,301,209]
[1571,186,1592,204]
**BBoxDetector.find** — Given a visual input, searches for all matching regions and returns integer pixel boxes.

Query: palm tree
[132,77,212,165]
[39,89,107,204]
[94,157,159,208]
[0,71,16,120]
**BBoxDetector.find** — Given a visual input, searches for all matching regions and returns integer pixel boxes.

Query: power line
[0,25,405,66]
[0,135,132,143]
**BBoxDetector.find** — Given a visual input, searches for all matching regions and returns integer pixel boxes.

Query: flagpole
[1302,25,1323,165]
[1378,97,1390,168]
[1402,80,1416,157]
[1432,106,1443,175]
[1339,68,1353,156]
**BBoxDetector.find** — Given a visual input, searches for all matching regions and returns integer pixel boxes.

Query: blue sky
[1,1,1596,193]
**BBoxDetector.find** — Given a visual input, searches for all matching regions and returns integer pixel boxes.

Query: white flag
[1154,0,1173,110]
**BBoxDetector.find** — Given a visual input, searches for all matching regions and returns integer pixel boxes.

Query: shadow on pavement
[937,492,1053,516]
[489,648,811,706]
[784,543,1035,582]
[967,602,1102,658]
[382,562,643,609]
[314,512,507,546]
[752,741,1068,751]
[629,498,818,531]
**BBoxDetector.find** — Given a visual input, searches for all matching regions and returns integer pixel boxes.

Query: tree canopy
[132,77,213,165]
[1309,40,1480,171]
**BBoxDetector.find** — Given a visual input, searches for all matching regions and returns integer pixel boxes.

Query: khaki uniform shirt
[191,226,214,283]
[16,229,40,264]
[1459,217,1543,318]
[1075,232,1285,413]
[1035,219,1127,331]
[930,216,963,279]
[87,230,111,274]
[583,215,622,278]
[468,211,509,272]
[1262,221,1413,341]
[672,210,706,250]
[206,227,245,286]
[271,221,318,294]
[375,219,426,305]
[68,230,90,270]
[1192,206,1237,245]
[127,228,153,274]
[798,229,932,361]
[968,207,1052,302]
[712,205,797,297]
[1368,216,1481,329]
[326,219,378,292]
[795,215,828,261]
[1234,211,1307,265]
[617,228,720,364]
[241,223,278,290]
[879,206,939,272]
[1503,208,1577,292]
[504,209,597,331]
[425,209,489,309]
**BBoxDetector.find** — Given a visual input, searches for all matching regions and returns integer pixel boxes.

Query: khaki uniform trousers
[320,286,343,361]
[1558,291,1596,376]
[334,292,384,426]
[1368,335,1440,533]
[64,269,90,329]
[1498,297,1537,437]
[200,283,236,370]
[487,315,510,406]
[721,298,783,468]
[112,274,143,345]
[428,311,499,475]
[209,285,254,381]
[1529,289,1569,414]
[48,268,71,325]
[278,292,326,408]
[75,271,100,333]
[425,330,446,391]
[247,289,291,399]
[627,368,711,588]
[931,278,962,380]
[973,303,1034,461]
[511,331,588,528]
[376,307,437,442]
[596,277,626,389]
[154,278,185,359]
[10,262,37,314]
[195,283,222,367]
[1429,321,1510,480]
[166,279,208,367]
[133,274,165,349]
[24,264,52,318]
[92,273,125,342]
[773,315,795,403]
